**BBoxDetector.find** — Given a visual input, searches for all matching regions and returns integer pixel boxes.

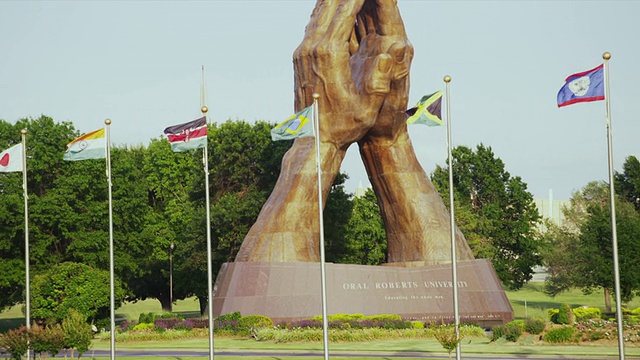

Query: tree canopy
[431,144,542,290]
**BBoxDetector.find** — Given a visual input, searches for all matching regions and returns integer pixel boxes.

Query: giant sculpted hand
[235,0,474,264]
[355,5,475,264]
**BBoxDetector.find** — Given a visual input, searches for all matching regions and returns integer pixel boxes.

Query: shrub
[524,317,546,335]
[217,311,242,322]
[573,307,601,321]
[132,323,155,331]
[411,321,425,329]
[363,314,402,322]
[543,326,577,343]
[503,323,523,342]
[154,318,181,331]
[138,312,155,324]
[432,324,461,355]
[490,325,505,342]
[238,315,273,336]
[459,324,486,337]
[62,309,93,358]
[214,320,239,334]
[311,313,365,322]
[0,326,29,360]
[118,320,136,333]
[506,320,525,331]
[548,308,560,323]
[29,324,66,358]
[557,304,574,325]
[156,312,185,320]
[30,262,126,325]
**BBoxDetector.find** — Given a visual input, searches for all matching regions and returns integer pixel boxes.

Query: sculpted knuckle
[294,43,313,61]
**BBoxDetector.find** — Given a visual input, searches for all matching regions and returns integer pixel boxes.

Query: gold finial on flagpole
[444,75,452,83]
[603,52,611,60]
[21,129,27,135]
[201,106,208,114]
[105,119,112,125]
[313,93,319,99]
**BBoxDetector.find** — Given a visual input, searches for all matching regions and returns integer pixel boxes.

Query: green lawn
[505,282,640,319]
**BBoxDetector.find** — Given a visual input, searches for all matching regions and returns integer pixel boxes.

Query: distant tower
[354,180,368,198]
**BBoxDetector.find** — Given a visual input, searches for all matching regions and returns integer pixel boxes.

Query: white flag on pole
[0,143,23,172]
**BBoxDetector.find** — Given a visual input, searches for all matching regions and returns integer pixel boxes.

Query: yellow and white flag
[63,128,106,161]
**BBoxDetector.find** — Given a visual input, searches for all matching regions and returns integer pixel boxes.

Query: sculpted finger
[299,0,339,46]
[387,40,413,81]
[361,53,393,111]
[375,0,407,38]
[325,0,365,45]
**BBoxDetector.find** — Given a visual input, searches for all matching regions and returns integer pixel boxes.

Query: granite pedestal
[211,259,513,327]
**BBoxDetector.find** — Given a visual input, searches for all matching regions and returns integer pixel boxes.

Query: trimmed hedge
[543,326,577,343]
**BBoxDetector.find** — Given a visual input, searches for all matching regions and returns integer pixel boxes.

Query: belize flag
[557,64,604,108]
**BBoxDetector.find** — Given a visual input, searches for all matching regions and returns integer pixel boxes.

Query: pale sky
[1,0,639,200]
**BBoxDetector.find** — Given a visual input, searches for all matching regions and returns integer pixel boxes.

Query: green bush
[573,307,601,321]
[238,315,273,336]
[503,323,523,342]
[490,325,505,342]
[138,312,155,324]
[460,324,486,337]
[411,321,425,329]
[0,326,29,360]
[548,308,560,323]
[311,313,365,322]
[30,262,126,325]
[524,317,546,335]
[132,323,155,331]
[138,311,184,325]
[29,324,66,358]
[557,304,574,325]
[432,324,461,355]
[62,309,93,358]
[506,320,525,331]
[363,314,402,322]
[543,326,577,343]
[217,311,242,322]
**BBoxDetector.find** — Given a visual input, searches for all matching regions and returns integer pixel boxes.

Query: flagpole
[202,65,215,360]
[105,119,116,360]
[21,129,31,360]
[311,93,330,360]
[444,75,461,360]
[602,52,624,360]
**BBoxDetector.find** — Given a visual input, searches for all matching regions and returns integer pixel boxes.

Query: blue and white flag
[557,64,604,108]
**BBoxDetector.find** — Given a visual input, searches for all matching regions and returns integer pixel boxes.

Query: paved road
[27,349,635,359]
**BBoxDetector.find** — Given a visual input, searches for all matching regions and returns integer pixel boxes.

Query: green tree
[334,188,386,265]
[539,219,581,296]
[61,309,93,358]
[544,181,640,311]
[431,144,542,289]
[30,262,126,325]
[576,199,640,311]
[175,120,290,313]
[0,116,77,311]
[615,155,640,210]
[541,181,609,297]
[323,173,354,264]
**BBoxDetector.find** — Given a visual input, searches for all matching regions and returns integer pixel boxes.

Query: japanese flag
[0,143,23,172]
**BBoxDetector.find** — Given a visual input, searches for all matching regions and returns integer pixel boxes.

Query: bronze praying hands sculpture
[235,0,474,265]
